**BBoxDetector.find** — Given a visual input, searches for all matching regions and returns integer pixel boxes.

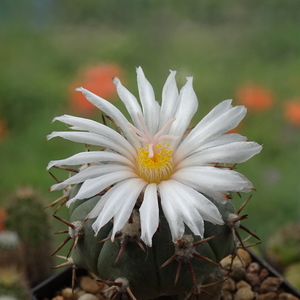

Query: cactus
[47,67,262,299]
[0,230,24,271]
[4,186,54,286]
[0,266,31,300]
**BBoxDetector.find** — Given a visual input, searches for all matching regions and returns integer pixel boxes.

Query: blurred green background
[1,0,300,259]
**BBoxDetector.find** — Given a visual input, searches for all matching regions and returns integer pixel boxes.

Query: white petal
[113,77,144,130]
[139,183,158,246]
[47,151,134,170]
[86,178,145,220]
[67,170,138,205]
[91,178,145,235]
[201,133,248,149]
[177,104,246,160]
[195,99,233,129]
[47,131,135,161]
[50,164,131,191]
[53,115,137,155]
[76,87,140,149]
[168,180,224,225]
[111,179,147,239]
[171,166,254,196]
[173,132,248,164]
[169,77,198,149]
[159,70,179,131]
[176,141,263,169]
[158,181,185,241]
[136,67,160,135]
[159,180,204,239]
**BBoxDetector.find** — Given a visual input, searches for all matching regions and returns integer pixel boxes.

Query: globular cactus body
[68,189,236,299]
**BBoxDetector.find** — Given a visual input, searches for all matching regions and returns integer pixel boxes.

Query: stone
[246,272,261,287]
[279,292,300,300]
[79,276,102,294]
[259,268,270,281]
[234,287,254,300]
[247,262,261,274]
[222,278,236,292]
[61,287,76,300]
[236,280,251,289]
[78,294,99,300]
[260,277,283,293]
[222,290,233,300]
[256,292,278,300]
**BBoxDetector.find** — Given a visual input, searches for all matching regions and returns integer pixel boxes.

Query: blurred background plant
[1,0,300,284]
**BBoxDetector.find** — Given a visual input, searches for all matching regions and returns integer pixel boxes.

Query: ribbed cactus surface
[55,188,237,299]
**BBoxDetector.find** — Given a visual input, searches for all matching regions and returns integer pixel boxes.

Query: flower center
[128,114,180,184]
[137,143,173,184]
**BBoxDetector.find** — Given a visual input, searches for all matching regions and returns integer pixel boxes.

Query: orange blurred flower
[0,119,9,143]
[69,63,125,116]
[235,84,274,112]
[284,100,300,126]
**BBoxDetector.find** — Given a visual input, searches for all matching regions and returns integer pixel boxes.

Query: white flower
[47,67,262,246]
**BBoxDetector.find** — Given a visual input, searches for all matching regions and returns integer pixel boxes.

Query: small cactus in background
[0,230,25,271]
[47,67,262,299]
[0,266,31,300]
[4,186,54,287]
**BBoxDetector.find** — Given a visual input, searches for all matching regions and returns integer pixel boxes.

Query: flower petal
[47,151,134,170]
[76,87,140,149]
[171,166,254,197]
[90,178,146,236]
[47,131,135,161]
[50,164,132,191]
[113,77,144,130]
[136,67,160,135]
[158,181,185,242]
[139,183,158,246]
[111,179,147,239]
[177,103,246,160]
[169,77,198,148]
[53,115,137,155]
[67,170,138,205]
[159,180,204,240]
[167,180,224,225]
[159,70,179,131]
[176,141,262,169]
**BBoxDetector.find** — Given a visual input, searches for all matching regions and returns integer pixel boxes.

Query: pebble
[80,276,102,294]
[236,280,251,289]
[234,287,254,300]
[260,268,270,281]
[222,290,233,300]
[248,262,261,274]
[246,272,261,287]
[222,278,236,292]
[61,288,76,300]
[260,277,283,293]
[78,294,99,300]
[256,292,278,300]
[279,292,300,300]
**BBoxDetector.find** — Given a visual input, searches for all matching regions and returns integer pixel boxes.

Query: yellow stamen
[136,143,173,184]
